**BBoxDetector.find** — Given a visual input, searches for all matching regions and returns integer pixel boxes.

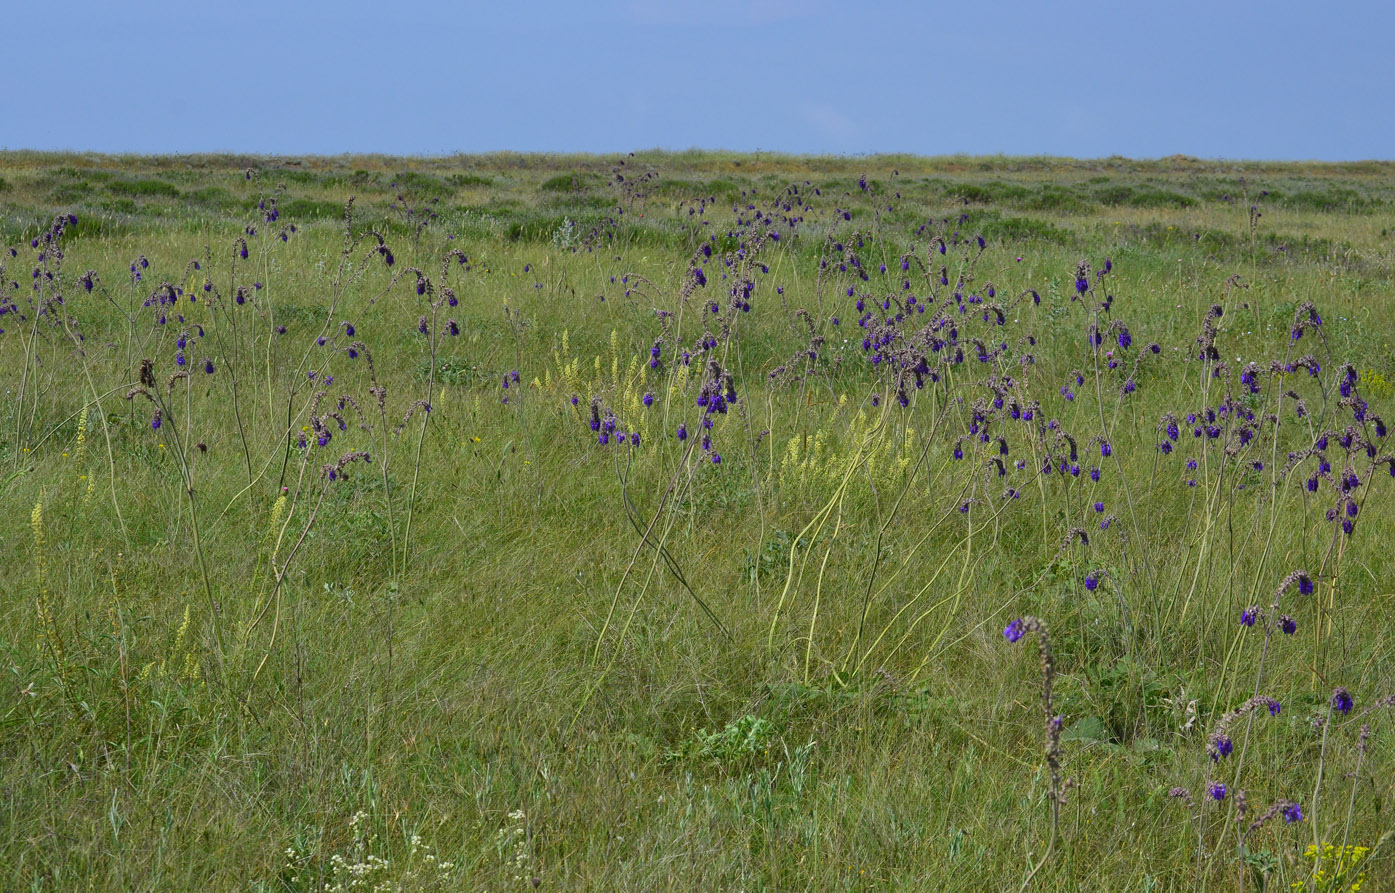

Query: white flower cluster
[493,808,530,884]
[279,808,455,892]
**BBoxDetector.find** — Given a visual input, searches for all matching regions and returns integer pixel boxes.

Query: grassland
[2,151,1394,891]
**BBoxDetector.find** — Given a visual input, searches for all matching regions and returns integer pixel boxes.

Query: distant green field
[2,151,1393,891]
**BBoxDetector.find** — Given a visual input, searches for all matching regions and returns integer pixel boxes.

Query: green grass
[2,151,1393,891]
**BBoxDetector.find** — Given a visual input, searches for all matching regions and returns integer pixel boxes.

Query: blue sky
[6,0,1391,159]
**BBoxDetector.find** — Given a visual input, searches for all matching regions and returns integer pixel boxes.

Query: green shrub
[540,171,598,193]
[391,170,451,198]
